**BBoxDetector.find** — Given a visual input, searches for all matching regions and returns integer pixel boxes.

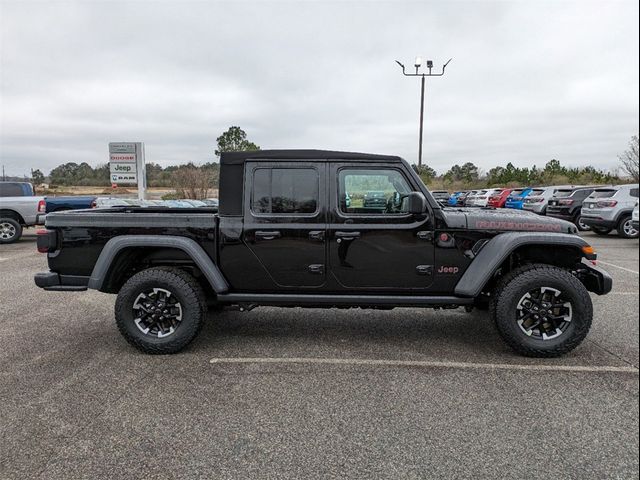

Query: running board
[216,293,474,308]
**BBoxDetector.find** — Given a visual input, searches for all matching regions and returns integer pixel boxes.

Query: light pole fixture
[396,57,452,167]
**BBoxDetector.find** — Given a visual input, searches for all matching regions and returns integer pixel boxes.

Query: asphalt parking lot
[1,229,638,479]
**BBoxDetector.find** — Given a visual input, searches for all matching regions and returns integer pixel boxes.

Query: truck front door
[327,164,435,291]
[243,162,327,289]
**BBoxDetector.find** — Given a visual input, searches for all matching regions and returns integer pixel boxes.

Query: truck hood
[443,207,578,234]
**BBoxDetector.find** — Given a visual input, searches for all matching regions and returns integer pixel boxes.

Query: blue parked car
[45,196,97,213]
[448,191,464,206]
[504,188,533,209]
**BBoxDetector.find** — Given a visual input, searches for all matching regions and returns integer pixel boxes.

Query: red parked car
[487,188,513,208]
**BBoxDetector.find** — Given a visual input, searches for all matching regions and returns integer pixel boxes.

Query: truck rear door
[242,161,327,288]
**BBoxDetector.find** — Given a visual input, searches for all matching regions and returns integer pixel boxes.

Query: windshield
[530,189,545,196]
[511,189,525,196]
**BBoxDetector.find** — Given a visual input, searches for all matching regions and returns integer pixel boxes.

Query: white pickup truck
[0,182,45,244]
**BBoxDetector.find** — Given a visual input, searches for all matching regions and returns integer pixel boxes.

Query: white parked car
[466,188,502,207]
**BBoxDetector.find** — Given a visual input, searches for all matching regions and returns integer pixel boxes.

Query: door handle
[415,265,433,276]
[335,231,361,242]
[308,264,324,275]
[255,230,282,241]
[309,230,325,241]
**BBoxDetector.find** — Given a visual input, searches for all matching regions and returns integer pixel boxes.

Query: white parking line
[0,257,8,262]
[209,357,639,374]
[599,261,639,275]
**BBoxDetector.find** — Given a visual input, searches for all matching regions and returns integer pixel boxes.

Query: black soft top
[219,150,404,215]
[220,149,402,164]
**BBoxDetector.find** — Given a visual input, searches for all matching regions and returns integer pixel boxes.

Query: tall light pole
[396,57,452,167]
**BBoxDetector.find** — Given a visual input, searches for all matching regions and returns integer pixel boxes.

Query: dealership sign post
[109,142,147,200]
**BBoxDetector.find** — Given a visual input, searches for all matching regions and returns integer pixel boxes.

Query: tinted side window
[338,169,411,215]
[251,168,318,215]
[631,188,639,198]
[0,183,25,197]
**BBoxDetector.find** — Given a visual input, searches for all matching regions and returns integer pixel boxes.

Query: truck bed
[44,208,219,280]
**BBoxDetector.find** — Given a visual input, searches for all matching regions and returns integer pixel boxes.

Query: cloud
[1,0,638,177]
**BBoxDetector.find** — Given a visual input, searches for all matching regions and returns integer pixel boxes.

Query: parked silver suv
[522,186,573,214]
[581,184,639,238]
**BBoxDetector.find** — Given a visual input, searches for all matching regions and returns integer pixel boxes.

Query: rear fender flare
[88,235,229,293]
[454,232,589,297]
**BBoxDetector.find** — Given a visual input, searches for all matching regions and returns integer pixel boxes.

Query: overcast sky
[1,0,638,177]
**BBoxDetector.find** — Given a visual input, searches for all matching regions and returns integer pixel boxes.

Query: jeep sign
[108,142,147,199]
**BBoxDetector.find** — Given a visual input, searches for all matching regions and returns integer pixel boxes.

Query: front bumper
[34,272,89,291]
[579,259,613,295]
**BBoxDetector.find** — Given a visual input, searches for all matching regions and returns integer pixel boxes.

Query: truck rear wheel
[115,267,207,354]
[490,264,592,357]
[0,218,22,244]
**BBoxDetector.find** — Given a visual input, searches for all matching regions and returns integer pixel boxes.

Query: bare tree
[619,135,639,182]
[172,164,215,199]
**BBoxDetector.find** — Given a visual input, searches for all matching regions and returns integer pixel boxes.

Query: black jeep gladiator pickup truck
[35,150,612,357]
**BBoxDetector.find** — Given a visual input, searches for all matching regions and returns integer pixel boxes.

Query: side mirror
[407,191,427,214]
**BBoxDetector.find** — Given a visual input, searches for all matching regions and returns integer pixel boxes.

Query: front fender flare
[454,232,589,297]
[87,235,229,293]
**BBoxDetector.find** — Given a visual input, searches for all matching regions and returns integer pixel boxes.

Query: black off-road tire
[617,215,639,239]
[489,264,592,357]
[591,226,612,236]
[0,218,22,244]
[115,267,207,354]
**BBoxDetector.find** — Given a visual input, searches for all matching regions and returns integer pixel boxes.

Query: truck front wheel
[115,267,207,354]
[490,264,592,357]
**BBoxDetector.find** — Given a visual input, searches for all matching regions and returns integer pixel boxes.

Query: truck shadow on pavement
[192,307,511,359]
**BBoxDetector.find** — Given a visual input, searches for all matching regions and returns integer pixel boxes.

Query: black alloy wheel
[515,286,573,341]
[132,288,183,338]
